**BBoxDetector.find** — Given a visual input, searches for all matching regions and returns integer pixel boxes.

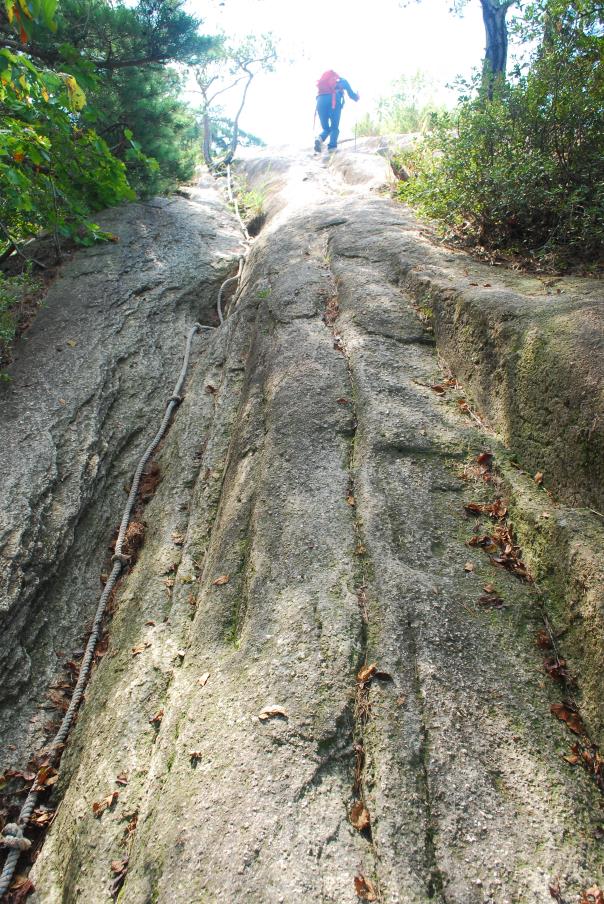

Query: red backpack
[317,70,340,108]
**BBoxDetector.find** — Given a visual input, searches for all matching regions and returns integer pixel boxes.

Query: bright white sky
[185,0,486,146]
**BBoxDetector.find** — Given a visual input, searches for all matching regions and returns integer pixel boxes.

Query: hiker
[314,70,359,153]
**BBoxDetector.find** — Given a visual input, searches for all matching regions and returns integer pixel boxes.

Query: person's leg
[327,103,342,149]
[316,97,331,143]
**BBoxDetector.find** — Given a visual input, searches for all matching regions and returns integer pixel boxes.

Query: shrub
[400,30,604,268]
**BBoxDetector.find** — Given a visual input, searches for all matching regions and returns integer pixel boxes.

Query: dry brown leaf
[92,790,119,817]
[354,874,378,901]
[149,709,164,726]
[258,705,288,721]
[8,876,35,902]
[357,663,377,684]
[536,629,553,649]
[115,772,128,786]
[551,702,586,736]
[430,384,446,394]
[131,642,150,656]
[464,562,475,572]
[349,800,371,832]
[30,808,54,828]
[346,495,356,507]
[580,886,604,904]
[33,765,58,791]
[212,574,230,586]
[110,859,128,874]
[189,750,203,762]
[534,471,544,484]
[336,397,349,405]
[197,672,210,687]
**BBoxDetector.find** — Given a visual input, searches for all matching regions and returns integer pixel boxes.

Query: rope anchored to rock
[0,322,207,898]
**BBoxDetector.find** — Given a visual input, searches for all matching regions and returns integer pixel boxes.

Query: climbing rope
[0,322,210,898]
[217,257,245,325]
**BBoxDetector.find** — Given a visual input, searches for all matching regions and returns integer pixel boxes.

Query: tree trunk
[202,110,213,169]
[480,0,513,94]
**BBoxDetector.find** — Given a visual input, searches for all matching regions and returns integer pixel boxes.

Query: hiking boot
[314,137,323,153]
[327,146,338,153]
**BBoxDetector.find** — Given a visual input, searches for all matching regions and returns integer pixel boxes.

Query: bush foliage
[400,1,604,267]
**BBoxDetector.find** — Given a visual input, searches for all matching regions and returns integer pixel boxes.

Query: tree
[194,34,277,169]
[480,0,515,87]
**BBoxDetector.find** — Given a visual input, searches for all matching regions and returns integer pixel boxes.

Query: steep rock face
[25,155,604,903]
[0,179,244,767]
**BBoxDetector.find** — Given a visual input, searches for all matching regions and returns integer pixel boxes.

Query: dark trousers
[316,95,342,149]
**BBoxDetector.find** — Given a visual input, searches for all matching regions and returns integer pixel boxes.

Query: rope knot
[1,824,31,852]
[167,394,183,407]
[110,552,131,567]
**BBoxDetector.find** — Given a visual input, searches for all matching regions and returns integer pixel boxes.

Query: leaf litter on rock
[349,800,371,832]
[258,705,288,721]
[92,790,119,817]
[354,874,378,901]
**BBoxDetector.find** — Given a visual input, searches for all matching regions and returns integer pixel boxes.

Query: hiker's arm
[339,79,360,101]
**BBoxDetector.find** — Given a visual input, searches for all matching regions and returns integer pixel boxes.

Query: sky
[185,0,486,146]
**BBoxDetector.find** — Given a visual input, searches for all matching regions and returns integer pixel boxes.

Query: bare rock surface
[0,179,244,766]
[16,150,602,903]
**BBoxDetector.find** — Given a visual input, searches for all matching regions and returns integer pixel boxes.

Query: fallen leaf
[580,886,604,904]
[336,397,349,405]
[357,663,377,684]
[258,705,288,721]
[8,876,35,902]
[551,702,586,735]
[355,543,366,556]
[212,574,230,586]
[536,629,552,649]
[476,451,493,466]
[115,772,128,786]
[109,857,129,900]
[346,495,356,507]
[111,859,128,874]
[396,694,406,706]
[131,642,150,656]
[563,752,580,765]
[430,384,447,394]
[478,592,506,609]
[205,384,217,394]
[149,709,164,726]
[92,790,119,817]
[534,471,544,485]
[171,532,185,546]
[197,672,210,687]
[189,750,203,762]
[30,807,55,828]
[354,873,378,901]
[544,657,571,682]
[483,583,496,593]
[33,765,58,791]
[163,577,175,590]
[464,562,475,572]
[349,800,371,831]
